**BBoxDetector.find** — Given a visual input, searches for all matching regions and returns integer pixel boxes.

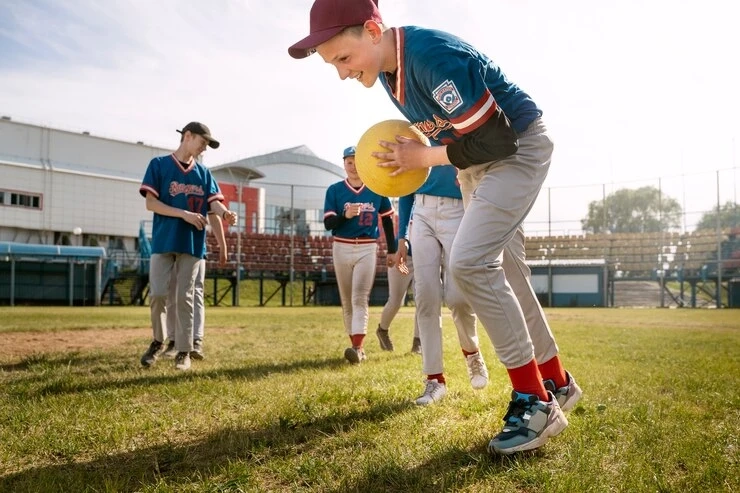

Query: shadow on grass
[0,352,118,373]
[17,355,348,397]
[0,397,416,492]
[331,445,549,493]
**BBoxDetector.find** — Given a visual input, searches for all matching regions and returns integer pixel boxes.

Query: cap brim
[177,129,220,149]
[288,26,345,59]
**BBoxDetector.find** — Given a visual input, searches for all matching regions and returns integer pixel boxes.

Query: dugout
[729,278,740,308]
[528,259,609,307]
[0,242,107,306]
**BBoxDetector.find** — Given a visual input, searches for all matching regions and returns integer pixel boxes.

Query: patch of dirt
[0,328,146,361]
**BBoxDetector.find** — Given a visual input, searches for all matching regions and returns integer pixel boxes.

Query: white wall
[252,162,343,209]
[0,119,172,247]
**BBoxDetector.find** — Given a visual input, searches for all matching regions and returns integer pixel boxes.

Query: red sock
[427,373,446,384]
[350,334,365,348]
[462,348,479,357]
[507,359,548,401]
[538,355,568,388]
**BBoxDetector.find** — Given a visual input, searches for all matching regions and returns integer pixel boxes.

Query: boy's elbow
[503,140,519,158]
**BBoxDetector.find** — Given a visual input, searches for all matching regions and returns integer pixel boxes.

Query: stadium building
[0,117,344,252]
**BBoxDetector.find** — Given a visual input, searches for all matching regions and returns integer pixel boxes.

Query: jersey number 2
[358,211,373,226]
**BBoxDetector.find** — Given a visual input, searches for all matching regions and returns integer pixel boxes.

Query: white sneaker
[465,352,489,390]
[174,352,191,371]
[415,379,447,406]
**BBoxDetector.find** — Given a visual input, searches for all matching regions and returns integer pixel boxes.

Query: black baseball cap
[177,122,220,149]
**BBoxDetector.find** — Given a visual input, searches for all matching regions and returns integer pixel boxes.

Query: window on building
[0,189,42,210]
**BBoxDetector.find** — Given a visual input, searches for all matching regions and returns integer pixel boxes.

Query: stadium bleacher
[205,228,739,281]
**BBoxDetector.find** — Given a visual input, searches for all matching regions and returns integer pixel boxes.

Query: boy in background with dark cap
[289,0,581,455]
[139,122,237,370]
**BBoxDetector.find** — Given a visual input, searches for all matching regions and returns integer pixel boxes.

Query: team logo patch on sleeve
[432,80,464,114]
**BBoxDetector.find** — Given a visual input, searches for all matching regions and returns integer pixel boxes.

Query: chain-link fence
[116,167,740,308]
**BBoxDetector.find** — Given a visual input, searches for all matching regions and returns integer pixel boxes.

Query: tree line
[581,186,739,234]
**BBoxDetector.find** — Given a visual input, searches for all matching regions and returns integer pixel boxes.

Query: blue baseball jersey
[324,179,394,240]
[415,164,461,199]
[379,26,542,143]
[140,154,224,258]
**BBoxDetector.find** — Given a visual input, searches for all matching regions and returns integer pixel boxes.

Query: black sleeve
[324,214,347,231]
[446,107,519,170]
[381,215,397,254]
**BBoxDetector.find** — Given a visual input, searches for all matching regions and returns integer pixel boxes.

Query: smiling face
[316,22,392,88]
[343,155,361,181]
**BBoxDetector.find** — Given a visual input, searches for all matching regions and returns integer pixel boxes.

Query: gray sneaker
[162,340,177,359]
[190,339,205,360]
[488,391,568,455]
[140,340,163,367]
[174,351,191,371]
[344,347,367,364]
[376,326,394,351]
[543,371,582,411]
[415,379,447,405]
[410,337,421,354]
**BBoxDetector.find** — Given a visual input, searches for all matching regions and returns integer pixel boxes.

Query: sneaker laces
[468,354,485,375]
[502,395,536,426]
[423,380,439,396]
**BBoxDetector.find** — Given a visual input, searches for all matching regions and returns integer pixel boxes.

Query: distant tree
[694,201,740,231]
[581,186,682,234]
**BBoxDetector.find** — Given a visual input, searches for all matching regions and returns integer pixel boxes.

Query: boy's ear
[364,20,383,42]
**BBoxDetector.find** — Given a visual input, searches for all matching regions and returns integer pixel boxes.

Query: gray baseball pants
[453,118,560,369]
[411,194,478,376]
[166,258,206,342]
[149,252,201,353]
[379,255,419,339]
[332,241,377,336]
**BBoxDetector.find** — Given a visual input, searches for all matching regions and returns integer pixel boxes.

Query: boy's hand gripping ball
[355,119,430,197]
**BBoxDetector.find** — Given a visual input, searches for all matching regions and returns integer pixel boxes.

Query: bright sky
[1,0,739,232]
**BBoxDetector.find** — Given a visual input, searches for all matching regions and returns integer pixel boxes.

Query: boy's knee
[445,291,469,311]
[450,250,503,286]
[449,250,476,281]
[150,293,167,303]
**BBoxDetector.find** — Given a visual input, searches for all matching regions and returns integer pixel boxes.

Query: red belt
[333,236,376,245]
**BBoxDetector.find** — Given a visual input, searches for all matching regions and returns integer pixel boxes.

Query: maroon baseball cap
[288,0,382,59]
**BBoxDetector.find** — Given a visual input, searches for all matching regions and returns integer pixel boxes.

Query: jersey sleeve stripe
[396,28,405,106]
[207,193,225,203]
[324,211,337,218]
[379,209,394,218]
[140,185,159,198]
[450,92,498,134]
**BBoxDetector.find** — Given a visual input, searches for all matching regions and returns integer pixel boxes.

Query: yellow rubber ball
[355,119,431,197]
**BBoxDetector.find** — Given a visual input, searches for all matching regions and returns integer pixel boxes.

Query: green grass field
[0,307,738,492]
